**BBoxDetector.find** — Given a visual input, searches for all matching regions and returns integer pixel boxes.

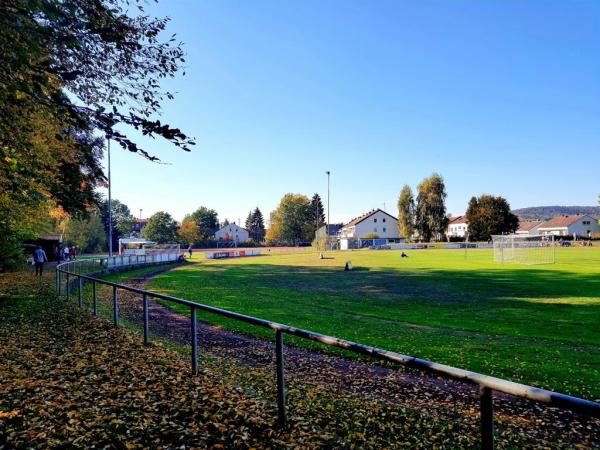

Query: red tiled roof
[517,220,543,232]
[448,215,467,225]
[538,215,588,229]
[344,209,397,227]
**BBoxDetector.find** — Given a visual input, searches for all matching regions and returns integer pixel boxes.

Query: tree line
[397,173,519,242]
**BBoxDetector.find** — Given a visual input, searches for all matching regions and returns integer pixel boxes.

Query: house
[214,223,249,244]
[339,209,403,249]
[537,215,599,239]
[516,220,543,236]
[447,216,468,239]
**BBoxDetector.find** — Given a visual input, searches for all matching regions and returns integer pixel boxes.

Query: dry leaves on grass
[1,271,598,449]
[0,274,330,449]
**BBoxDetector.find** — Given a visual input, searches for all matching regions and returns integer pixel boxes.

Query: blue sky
[106,0,600,224]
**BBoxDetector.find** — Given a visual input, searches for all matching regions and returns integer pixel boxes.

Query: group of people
[54,244,79,262]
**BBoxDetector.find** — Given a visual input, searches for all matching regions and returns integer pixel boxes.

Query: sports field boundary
[56,256,600,450]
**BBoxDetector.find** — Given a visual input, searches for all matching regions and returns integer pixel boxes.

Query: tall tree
[310,194,326,227]
[415,173,449,242]
[245,211,253,233]
[112,201,136,236]
[466,195,519,241]
[178,216,201,247]
[142,212,178,244]
[305,194,326,239]
[0,0,193,268]
[100,199,135,252]
[64,212,106,253]
[190,207,219,240]
[267,194,311,245]
[265,210,282,245]
[397,185,415,239]
[250,207,266,242]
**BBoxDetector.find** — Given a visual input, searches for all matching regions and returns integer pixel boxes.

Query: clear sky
[105,0,600,224]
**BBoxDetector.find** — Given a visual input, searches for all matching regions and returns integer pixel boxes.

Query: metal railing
[55,256,600,450]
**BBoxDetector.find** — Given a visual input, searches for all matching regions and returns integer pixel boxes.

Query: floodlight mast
[326,171,330,249]
[107,137,113,257]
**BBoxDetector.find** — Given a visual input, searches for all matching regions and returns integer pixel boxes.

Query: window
[374,227,377,232]
[383,227,386,232]
[374,218,377,223]
[383,218,386,223]
[583,221,590,225]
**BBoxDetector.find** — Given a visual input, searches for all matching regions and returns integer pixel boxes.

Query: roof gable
[517,220,543,231]
[344,209,398,227]
[538,215,592,229]
[448,215,467,225]
[217,223,249,233]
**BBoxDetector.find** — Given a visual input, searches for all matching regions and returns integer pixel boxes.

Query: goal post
[492,234,555,265]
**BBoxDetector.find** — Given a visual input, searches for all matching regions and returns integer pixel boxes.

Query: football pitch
[146,247,600,399]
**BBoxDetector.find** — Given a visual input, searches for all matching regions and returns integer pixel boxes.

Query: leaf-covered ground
[1,268,599,449]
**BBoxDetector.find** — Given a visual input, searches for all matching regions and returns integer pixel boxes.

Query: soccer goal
[492,234,556,265]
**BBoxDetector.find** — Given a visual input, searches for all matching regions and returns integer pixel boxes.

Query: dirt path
[112,266,600,447]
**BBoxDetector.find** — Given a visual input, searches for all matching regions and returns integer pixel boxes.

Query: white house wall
[214,224,250,243]
[539,216,600,238]
[447,223,468,238]
[353,211,399,239]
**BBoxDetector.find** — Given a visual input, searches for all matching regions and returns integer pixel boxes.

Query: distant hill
[513,206,600,221]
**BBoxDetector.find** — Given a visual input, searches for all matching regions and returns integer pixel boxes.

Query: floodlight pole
[326,171,330,249]
[107,137,113,257]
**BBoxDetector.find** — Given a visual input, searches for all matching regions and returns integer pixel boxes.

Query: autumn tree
[265,209,282,245]
[143,212,178,244]
[265,194,311,245]
[415,173,449,242]
[466,195,519,241]
[190,207,219,240]
[64,212,106,253]
[397,185,415,239]
[178,217,201,247]
[0,112,104,269]
[0,0,193,268]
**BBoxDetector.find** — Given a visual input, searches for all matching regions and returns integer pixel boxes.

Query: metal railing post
[78,276,83,308]
[480,386,494,450]
[66,273,70,300]
[191,307,198,375]
[275,330,286,427]
[143,293,149,345]
[113,286,119,326]
[57,270,62,297]
[92,280,97,316]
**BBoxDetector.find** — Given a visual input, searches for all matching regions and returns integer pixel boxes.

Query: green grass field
[145,247,600,399]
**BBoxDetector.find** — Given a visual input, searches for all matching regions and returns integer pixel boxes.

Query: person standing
[62,245,70,261]
[33,246,48,277]
[188,246,192,258]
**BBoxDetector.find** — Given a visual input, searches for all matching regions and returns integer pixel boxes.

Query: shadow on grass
[185,261,600,301]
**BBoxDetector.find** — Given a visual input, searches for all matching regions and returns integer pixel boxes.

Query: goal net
[492,234,555,265]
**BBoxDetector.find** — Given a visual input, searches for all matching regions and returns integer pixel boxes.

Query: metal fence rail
[55,256,600,450]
